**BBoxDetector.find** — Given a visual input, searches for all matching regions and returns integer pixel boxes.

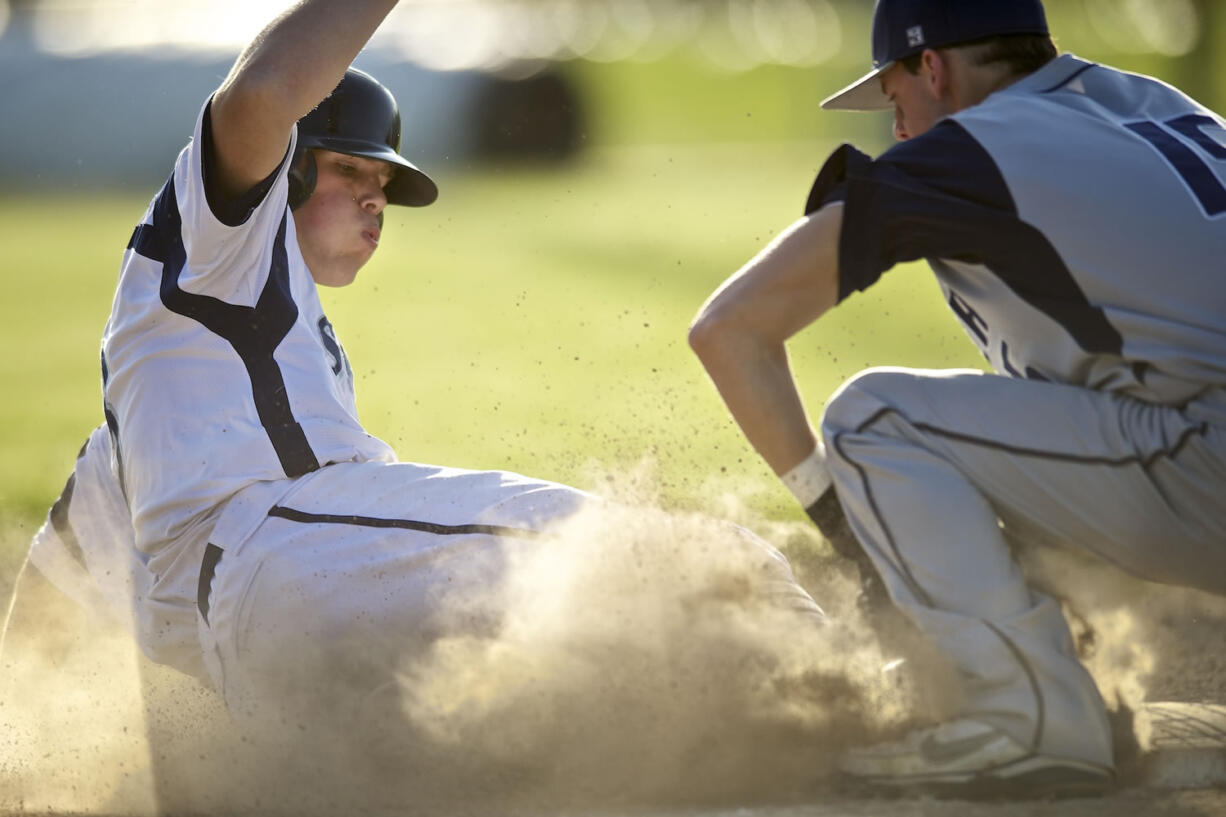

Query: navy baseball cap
[821,0,1049,111]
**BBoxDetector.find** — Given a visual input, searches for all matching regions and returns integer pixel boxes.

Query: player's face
[294,150,394,287]
[880,59,952,141]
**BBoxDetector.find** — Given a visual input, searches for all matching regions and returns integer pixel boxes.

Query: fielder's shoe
[838,718,1114,799]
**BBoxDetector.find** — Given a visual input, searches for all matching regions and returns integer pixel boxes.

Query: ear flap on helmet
[287,147,317,210]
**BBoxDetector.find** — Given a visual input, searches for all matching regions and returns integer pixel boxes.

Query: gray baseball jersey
[808,53,1226,421]
[804,54,1226,768]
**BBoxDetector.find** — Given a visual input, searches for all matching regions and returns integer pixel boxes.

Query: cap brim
[820,63,895,111]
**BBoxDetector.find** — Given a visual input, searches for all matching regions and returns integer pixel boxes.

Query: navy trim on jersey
[1125,120,1226,217]
[807,124,1124,356]
[267,505,541,540]
[100,350,129,499]
[1039,61,1095,94]
[804,142,852,214]
[48,471,88,571]
[200,100,285,228]
[197,543,224,624]
[127,177,321,479]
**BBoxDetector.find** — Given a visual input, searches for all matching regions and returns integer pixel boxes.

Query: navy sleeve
[802,122,1122,354]
[200,99,285,227]
[805,121,1022,303]
[804,143,856,213]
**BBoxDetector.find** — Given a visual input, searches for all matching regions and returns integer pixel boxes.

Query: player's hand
[805,490,890,613]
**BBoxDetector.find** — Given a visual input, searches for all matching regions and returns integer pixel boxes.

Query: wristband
[780,443,832,508]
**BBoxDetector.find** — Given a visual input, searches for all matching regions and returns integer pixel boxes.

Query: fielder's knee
[820,367,921,440]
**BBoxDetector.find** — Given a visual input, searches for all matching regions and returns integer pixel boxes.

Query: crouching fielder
[689,0,1226,800]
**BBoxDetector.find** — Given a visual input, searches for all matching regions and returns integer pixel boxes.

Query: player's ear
[287,148,317,210]
[920,48,950,99]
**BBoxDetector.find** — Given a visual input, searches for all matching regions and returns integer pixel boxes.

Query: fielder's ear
[922,48,953,100]
[287,148,317,210]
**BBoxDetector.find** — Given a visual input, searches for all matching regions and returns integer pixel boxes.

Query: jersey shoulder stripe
[127,176,320,479]
[805,125,1122,357]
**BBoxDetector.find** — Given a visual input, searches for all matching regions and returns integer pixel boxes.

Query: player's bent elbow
[687,310,726,363]
[689,289,756,353]
[689,312,757,387]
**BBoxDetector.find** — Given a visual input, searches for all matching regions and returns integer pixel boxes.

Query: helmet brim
[300,135,439,207]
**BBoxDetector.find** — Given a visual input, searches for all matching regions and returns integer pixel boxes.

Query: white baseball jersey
[101,99,395,614]
[76,88,832,760]
[29,426,144,630]
[27,426,207,677]
[807,54,1226,422]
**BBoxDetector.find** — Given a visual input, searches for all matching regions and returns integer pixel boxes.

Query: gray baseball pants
[821,366,1226,766]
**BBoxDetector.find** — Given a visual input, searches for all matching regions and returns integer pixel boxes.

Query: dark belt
[197,543,225,624]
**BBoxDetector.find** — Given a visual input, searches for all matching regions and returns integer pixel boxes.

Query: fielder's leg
[819,367,1226,794]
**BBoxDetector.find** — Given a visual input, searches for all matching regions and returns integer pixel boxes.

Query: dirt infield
[3,784,1225,816]
[2,609,1221,816]
[3,513,1223,817]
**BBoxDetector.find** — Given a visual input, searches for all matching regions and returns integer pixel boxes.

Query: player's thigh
[249,521,516,649]
[214,459,590,670]
[204,462,583,695]
[275,459,592,531]
[821,367,1226,592]
[209,520,527,718]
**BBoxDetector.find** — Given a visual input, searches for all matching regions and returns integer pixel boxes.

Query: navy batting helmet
[288,68,438,209]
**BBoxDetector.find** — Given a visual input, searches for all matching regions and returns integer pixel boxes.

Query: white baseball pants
[196,459,821,733]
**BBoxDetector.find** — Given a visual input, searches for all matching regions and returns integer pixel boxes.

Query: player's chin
[337,245,375,285]
[313,260,363,288]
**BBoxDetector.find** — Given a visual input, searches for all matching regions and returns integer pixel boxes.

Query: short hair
[899,33,1057,78]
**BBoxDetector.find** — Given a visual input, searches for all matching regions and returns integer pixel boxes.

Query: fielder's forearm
[689,206,843,477]
[693,332,819,477]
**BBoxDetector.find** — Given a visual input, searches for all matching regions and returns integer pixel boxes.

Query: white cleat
[838,718,1114,799]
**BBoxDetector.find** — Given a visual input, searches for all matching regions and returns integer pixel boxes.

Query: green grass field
[0,139,986,595]
[2,11,1218,584]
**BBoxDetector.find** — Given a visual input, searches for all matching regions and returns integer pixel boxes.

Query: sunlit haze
[1,0,1203,73]
[3,0,850,71]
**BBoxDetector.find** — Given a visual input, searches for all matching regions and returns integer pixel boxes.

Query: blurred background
[1,0,1224,187]
[2,0,1225,583]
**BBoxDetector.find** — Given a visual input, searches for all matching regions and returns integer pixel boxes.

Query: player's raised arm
[209,0,400,201]
[688,202,843,480]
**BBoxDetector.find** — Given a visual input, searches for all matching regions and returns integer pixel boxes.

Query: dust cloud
[381,471,914,811]
[0,473,912,816]
[1019,543,1226,758]
[3,470,1222,814]
[1,554,158,816]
